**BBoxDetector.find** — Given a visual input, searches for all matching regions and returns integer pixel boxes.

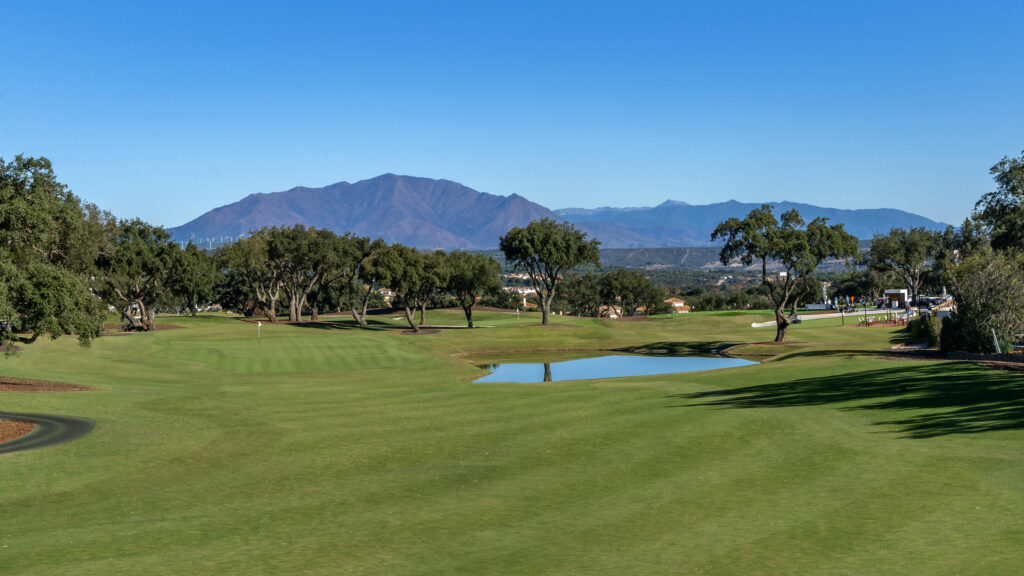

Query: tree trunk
[350,304,367,328]
[404,306,420,333]
[419,303,426,326]
[351,285,372,328]
[310,305,319,322]
[541,294,551,325]
[140,303,156,332]
[774,307,791,343]
[122,303,142,330]
[463,305,474,328]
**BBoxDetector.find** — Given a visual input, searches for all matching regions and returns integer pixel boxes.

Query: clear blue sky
[3,0,1022,228]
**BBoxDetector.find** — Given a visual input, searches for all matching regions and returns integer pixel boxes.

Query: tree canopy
[95,219,181,331]
[974,150,1024,252]
[868,227,941,303]
[0,156,105,349]
[599,268,664,318]
[372,244,428,332]
[446,250,502,328]
[712,205,858,342]
[172,242,218,315]
[499,218,600,325]
[942,253,1024,353]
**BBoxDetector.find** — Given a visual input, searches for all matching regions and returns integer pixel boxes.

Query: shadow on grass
[770,349,890,362]
[615,341,734,355]
[291,319,400,331]
[669,362,1024,438]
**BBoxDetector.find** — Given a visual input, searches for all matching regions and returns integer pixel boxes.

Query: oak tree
[974,150,1024,252]
[0,156,106,349]
[868,227,941,304]
[445,250,502,328]
[96,219,181,331]
[499,219,600,325]
[712,205,858,342]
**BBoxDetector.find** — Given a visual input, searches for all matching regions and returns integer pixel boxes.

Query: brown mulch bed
[0,419,35,444]
[0,376,97,392]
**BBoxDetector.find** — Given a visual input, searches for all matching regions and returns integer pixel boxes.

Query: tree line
[6,150,1023,354]
[0,156,609,350]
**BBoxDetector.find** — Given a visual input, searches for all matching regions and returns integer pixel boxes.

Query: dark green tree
[600,269,664,317]
[868,227,941,304]
[335,235,387,327]
[372,244,429,332]
[214,256,258,316]
[974,150,1024,252]
[499,219,601,325]
[0,156,109,350]
[217,229,285,322]
[415,250,451,327]
[445,250,502,328]
[265,225,336,322]
[96,219,181,331]
[171,241,220,315]
[712,205,858,342]
[942,253,1024,353]
[556,273,604,317]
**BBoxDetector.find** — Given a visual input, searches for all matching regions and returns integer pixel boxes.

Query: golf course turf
[1,310,1022,574]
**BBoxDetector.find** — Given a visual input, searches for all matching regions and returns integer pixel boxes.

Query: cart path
[0,412,94,454]
[751,309,908,328]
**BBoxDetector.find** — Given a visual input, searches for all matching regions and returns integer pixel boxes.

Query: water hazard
[473,353,757,383]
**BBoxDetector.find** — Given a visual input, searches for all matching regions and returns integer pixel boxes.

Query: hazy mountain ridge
[554,200,945,247]
[169,174,947,249]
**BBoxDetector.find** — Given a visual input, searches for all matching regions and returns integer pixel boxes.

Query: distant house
[664,297,691,313]
[504,286,537,309]
[884,289,909,308]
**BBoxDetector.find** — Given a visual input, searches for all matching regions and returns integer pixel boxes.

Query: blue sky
[2,1,1022,228]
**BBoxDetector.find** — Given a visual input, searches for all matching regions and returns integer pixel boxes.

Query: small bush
[907,315,942,347]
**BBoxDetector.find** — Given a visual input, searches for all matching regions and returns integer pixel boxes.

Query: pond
[473,353,757,383]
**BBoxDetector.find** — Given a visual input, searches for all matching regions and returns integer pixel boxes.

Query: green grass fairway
[2,310,1023,574]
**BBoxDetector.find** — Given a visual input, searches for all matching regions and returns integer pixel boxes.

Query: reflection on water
[479,362,553,381]
[474,354,756,383]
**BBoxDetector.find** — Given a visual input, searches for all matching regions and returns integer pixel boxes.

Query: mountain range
[168,174,947,249]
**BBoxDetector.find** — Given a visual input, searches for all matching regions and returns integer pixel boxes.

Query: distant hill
[168,174,557,249]
[555,200,947,248]
[169,174,948,250]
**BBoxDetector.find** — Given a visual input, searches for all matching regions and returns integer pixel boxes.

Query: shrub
[907,315,942,347]
[940,253,1024,353]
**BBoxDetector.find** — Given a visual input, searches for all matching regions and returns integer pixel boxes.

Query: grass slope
[1,310,1022,575]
